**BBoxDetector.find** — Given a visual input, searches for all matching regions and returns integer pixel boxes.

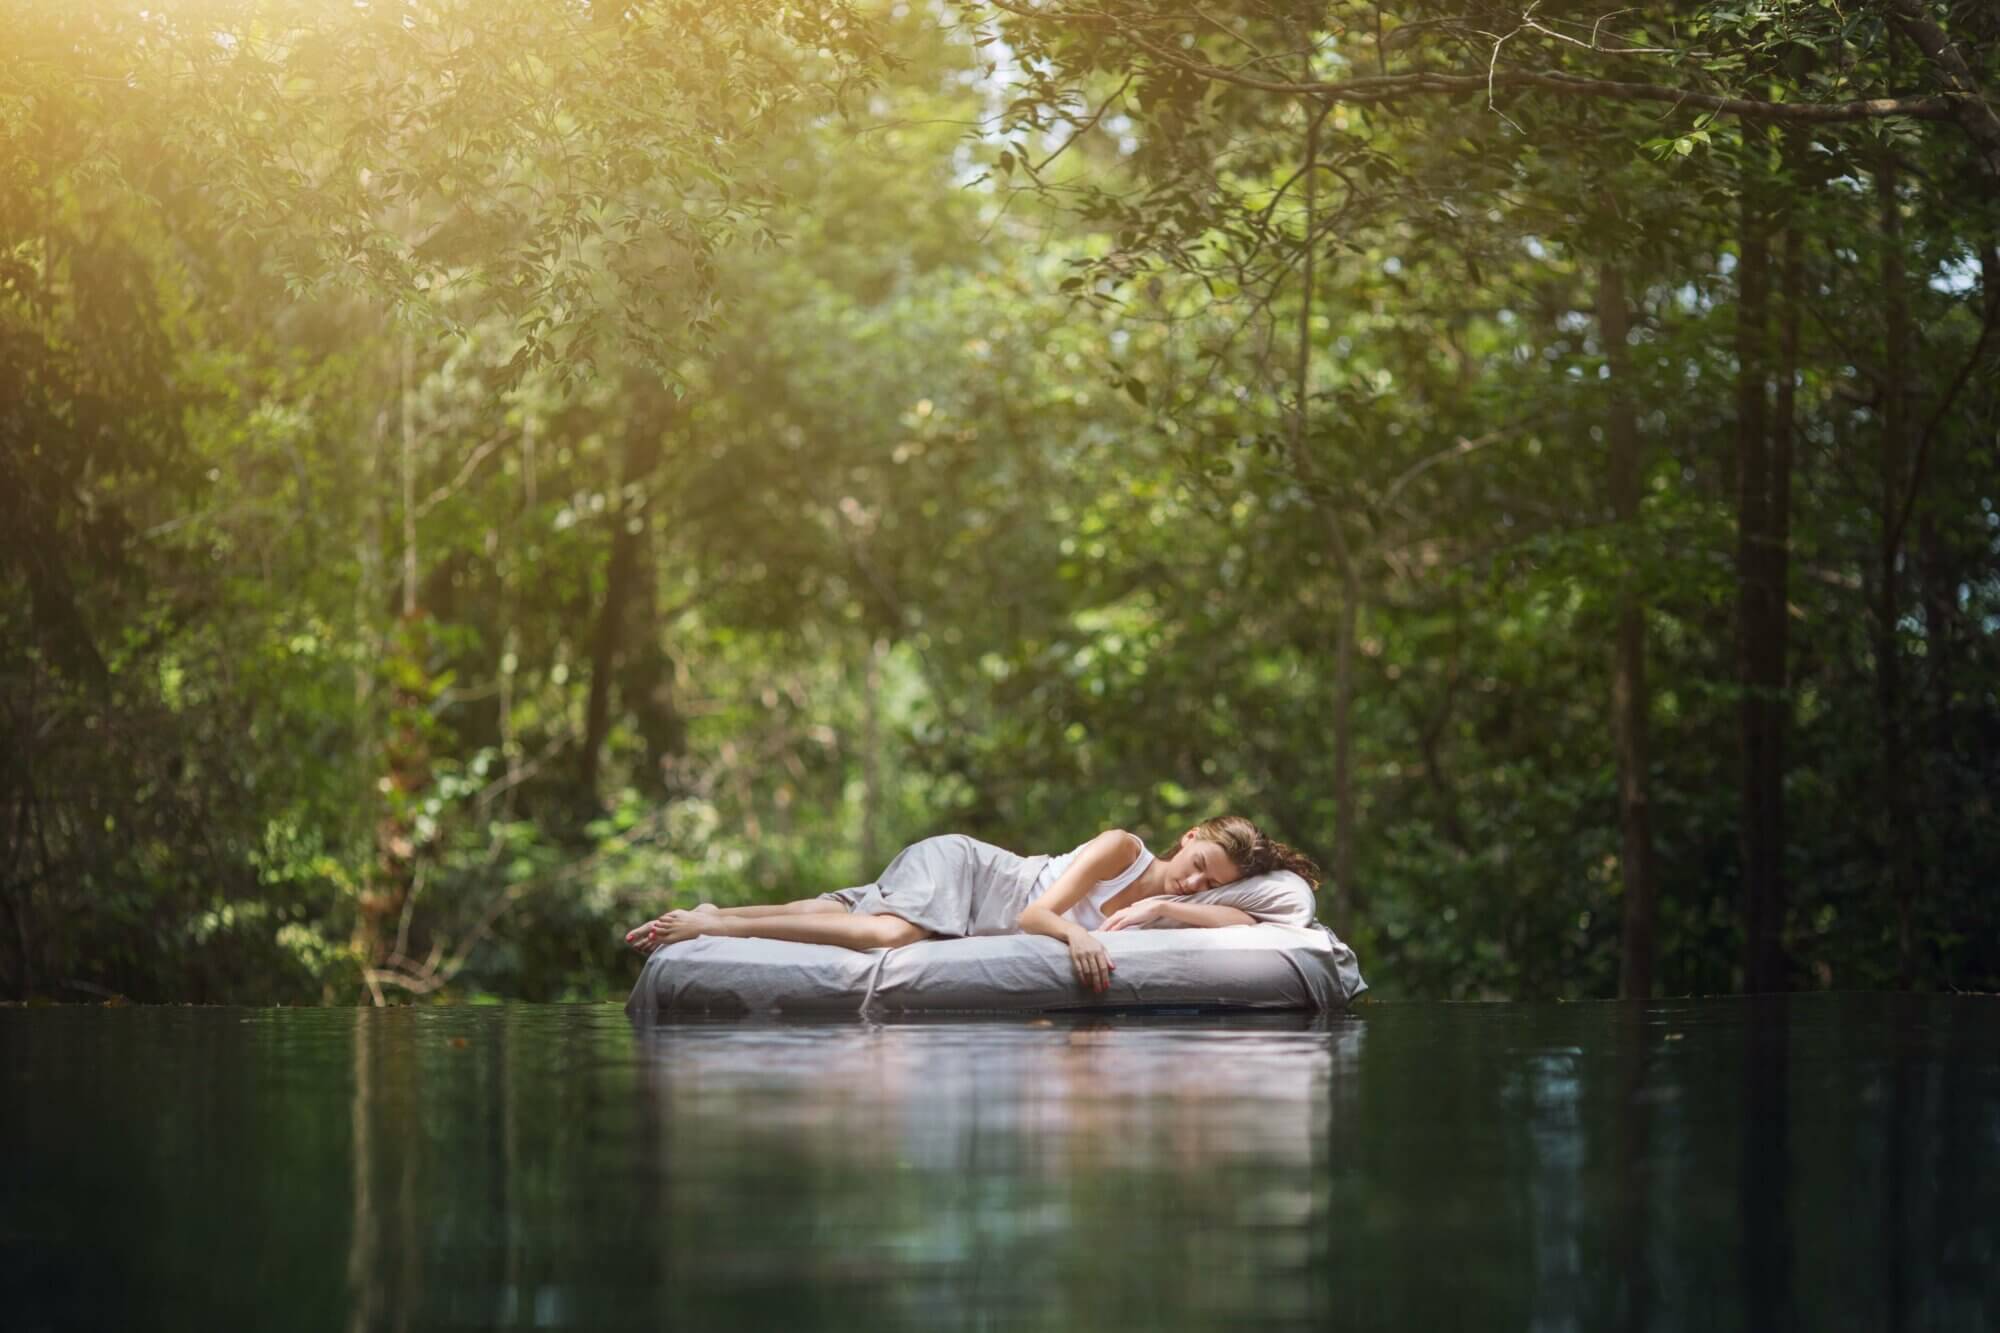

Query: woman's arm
[1152,900,1256,928]
[1102,898,1258,930]
[1017,829,1142,991]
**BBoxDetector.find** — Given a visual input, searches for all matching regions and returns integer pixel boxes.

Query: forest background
[4,0,1996,1005]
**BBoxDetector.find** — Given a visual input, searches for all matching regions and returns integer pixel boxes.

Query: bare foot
[626,908,722,954]
[626,906,710,939]
[637,915,725,956]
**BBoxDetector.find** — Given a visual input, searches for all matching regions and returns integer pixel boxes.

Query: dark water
[4,994,1997,1332]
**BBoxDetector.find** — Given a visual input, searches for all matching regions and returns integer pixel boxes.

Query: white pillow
[1135,869,1317,928]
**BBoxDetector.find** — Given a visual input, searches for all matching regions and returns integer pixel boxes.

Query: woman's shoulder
[1075,828,1146,867]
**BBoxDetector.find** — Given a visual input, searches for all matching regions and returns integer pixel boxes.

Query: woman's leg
[705,899,849,919]
[626,897,845,949]
[639,910,930,954]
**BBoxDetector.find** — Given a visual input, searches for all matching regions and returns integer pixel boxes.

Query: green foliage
[3,0,1996,1003]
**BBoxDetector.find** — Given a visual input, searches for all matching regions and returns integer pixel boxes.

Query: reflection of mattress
[625,922,1369,1018]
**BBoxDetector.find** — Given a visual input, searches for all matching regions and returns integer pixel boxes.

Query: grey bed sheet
[626,921,1369,1019]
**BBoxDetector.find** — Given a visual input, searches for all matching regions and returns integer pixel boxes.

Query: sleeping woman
[624,814,1323,994]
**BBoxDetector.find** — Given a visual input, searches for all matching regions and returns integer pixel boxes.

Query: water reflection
[1614,1004,1655,1333]
[1740,996,1793,1333]
[3,996,1997,1332]
[628,1015,1365,1331]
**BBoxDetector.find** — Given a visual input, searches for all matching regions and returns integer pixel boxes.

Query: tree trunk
[1765,170,1804,984]
[617,501,687,788]
[581,404,671,805]
[1733,164,1782,992]
[1598,261,1657,1000]
[1738,141,1791,994]
[360,611,431,978]
[400,335,418,617]
[862,636,884,873]
[1289,89,1359,933]
[358,346,427,976]
[1877,153,1918,985]
[1919,469,1953,712]
[1331,577,1358,934]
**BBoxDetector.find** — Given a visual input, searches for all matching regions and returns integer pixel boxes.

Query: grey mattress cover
[627,921,1368,1018]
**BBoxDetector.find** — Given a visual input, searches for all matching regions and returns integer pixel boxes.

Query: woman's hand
[1068,933,1116,993]
[1102,897,1170,931]
[625,905,719,954]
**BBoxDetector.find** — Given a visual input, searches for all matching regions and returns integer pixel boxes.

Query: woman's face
[1161,833,1243,896]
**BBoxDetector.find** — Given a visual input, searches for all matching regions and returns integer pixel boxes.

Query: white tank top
[1032,837,1156,930]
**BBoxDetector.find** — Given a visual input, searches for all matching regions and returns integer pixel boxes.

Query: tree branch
[413,427,510,518]
[1375,424,1529,517]
[1881,0,2000,176]
[982,2,1961,125]
[1889,291,2000,553]
[1032,72,1134,174]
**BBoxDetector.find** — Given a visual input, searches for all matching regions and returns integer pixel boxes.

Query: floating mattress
[625,871,1369,1018]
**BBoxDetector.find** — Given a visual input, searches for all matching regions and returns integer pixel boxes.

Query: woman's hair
[1185,815,1323,891]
